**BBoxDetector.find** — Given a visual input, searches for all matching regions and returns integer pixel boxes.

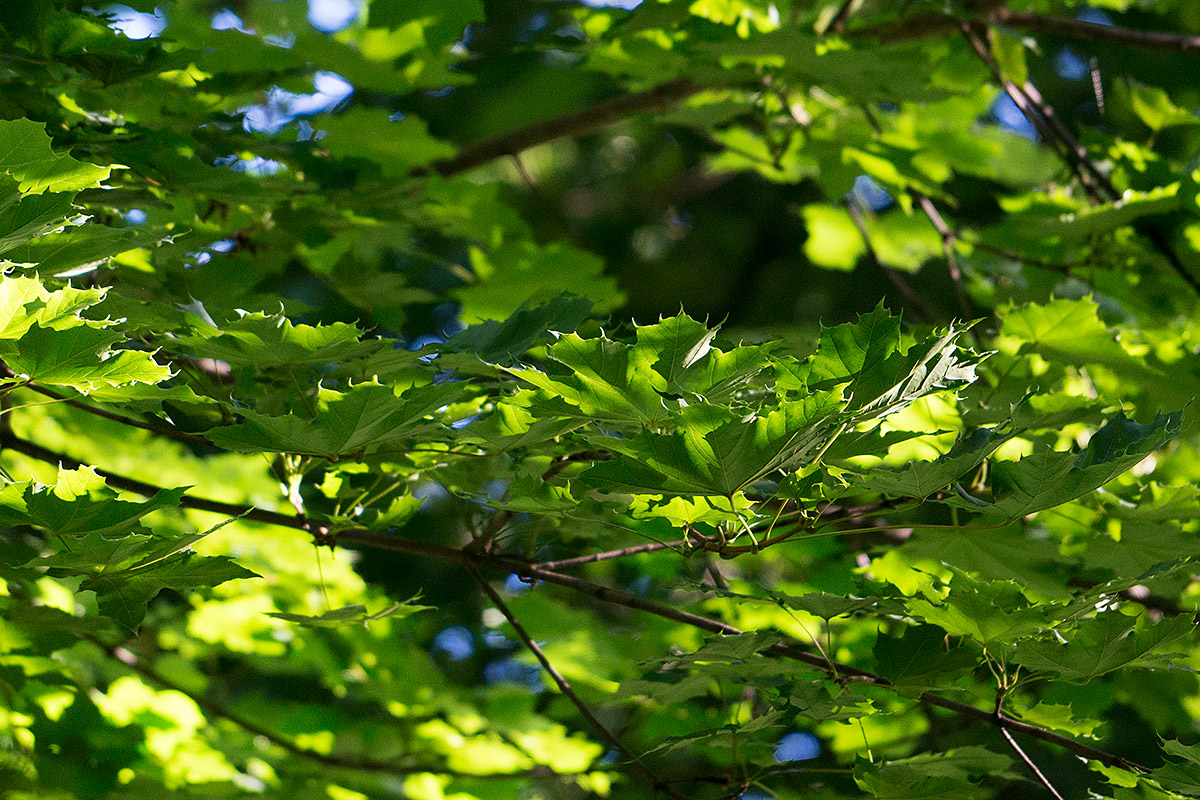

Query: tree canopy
[4,1,1200,798]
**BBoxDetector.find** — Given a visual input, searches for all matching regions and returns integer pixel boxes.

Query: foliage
[3,1,1200,799]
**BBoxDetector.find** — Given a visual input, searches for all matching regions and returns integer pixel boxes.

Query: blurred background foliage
[4,0,1200,799]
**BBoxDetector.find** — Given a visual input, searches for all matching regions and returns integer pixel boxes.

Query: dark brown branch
[420,79,699,179]
[0,433,1154,775]
[853,9,1200,52]
[509,563,894,679]
[961,25,1200,295]
[844,197,935,323]
[538,539,684,570]
[959,24,1101,202]
[2,371,211,447]
[917,193,973,320]
[993,9,1200,52]
[823,0,861,35]
[507,562,1149,773]
[1,432,301,528]
[1017,79,1111,196]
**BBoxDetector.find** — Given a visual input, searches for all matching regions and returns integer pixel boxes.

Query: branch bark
[418,78,700,179]
[508,563,1149,774]
[992,9,1200,52]
[853,9,1200,52]
[0,432,1153,776]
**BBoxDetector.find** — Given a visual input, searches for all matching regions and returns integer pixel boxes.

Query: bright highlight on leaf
[2,2,1200,799]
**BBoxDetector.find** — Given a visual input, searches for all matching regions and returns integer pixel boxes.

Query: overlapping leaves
[0,274,169,392]
[505,308,982,500]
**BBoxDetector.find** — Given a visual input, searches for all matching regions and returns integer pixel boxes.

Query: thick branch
[854,9,1200,52]
[993,9,1200,52]
[420,78,699,178]
[507,562,1149,773]
[0,433,1153,775]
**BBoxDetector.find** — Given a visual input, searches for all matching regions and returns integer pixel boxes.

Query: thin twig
[844,197,935,323]
[999,727,1068,800]
[1018,80,1111,195]
[959,24,1102,202]
[0,432,1157,774]
[465,563,694,799]
[822,0,860,35]
[962,24,1200,294]
[538,540,684,570]
[916,193,973,320]
[507,563,1150,773]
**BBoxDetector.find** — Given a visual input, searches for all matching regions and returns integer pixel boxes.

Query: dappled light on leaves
[3,1,1200,799]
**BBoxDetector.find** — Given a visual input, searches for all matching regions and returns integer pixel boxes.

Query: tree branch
[537,539,684,570]
[419,78,699,179]
[961,24,1200,295]
[507,562,1150,773]
[992,9,1200,52]
[999,725,1067,800]
[853,9,1200,52]
[845,196,936,323]
[0,431,1155,775]
[2,371,211,447]
[465,564,693,798]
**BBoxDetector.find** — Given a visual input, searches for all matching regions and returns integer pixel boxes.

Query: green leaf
[996,297,1149,373]
[855,747,1017,799]
[168,311,384,367]
[454,240,624,323]
[83,552,258,632]
[1012,612,1195,681]
[780,303,901,396]
[0,274,105,338]
[1011,701,1104,739]
[895,524,1067,597]
[851,426,1014,499]
[267,598,432,628]
[206,381,463,459]
[582,392,845,495]
[873,624,979,694]
[0,323,170,391]
[508,330,669,427]
[0,469,185,538]
[0,118,111,194]
[1150,741,1200,797]
[802,204,866,270]
[1,223,165,274]
[905,573,1053,648]
[442,294,593,365]
[318,108,455,176]
[0,178,80,256]
[944,412,1181,520]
